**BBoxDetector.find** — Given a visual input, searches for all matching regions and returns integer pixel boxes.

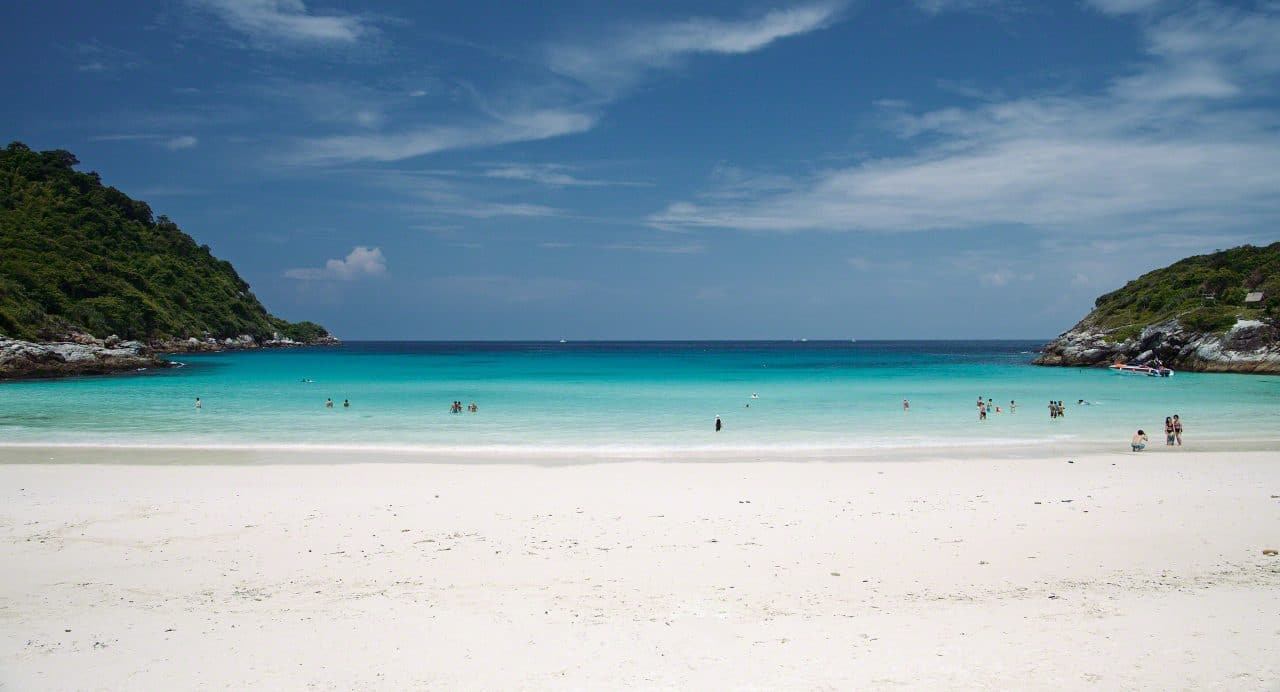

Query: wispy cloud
[652,2,1280,236]
[546,3,844,95]
[603,242,705,255]
[273,5,841,167]
[910,0,1007,15]
[164,135,199,150]
[370,171,564,219]
[285,246,387,280]
[428,275,586,303]
[482,163,648,187]
[69,41,142,74]
[190,0,372,43]
[89,133,201,151]
[284,109,596,165]
[1086,0,1163,15]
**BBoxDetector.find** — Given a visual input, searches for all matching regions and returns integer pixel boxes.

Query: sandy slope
[1,449,1278,690]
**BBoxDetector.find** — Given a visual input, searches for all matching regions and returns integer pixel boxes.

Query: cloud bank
[652,2,1280,236]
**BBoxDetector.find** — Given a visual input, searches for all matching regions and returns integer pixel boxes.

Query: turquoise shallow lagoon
[1,341,1277,455]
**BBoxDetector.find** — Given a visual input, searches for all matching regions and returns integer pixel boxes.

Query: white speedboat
[1109,363,1174,377]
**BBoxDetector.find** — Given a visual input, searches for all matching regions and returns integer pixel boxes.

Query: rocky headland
[1,142,336,380]
[1034,317,1280,374]
[1035,243,1280,374]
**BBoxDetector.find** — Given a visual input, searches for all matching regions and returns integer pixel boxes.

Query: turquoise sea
[1,341,1277,456]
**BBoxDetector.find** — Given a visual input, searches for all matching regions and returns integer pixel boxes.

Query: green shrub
[1179,307,1236,333]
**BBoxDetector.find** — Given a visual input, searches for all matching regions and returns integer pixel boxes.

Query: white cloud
[285,246,387,280]
[285,109,596,165]
[446,202,560,219]
[191,0,370,43]
[89,133,200,151]
[482,164,647,187]
[651,2,1280,236]
[274,6,840,167]
[547,3,844,95]
[164,136,199,150]
[375,172,564,219]
[911,0,1006,15]
[1086,0,1163,15]
[603,242,705,255]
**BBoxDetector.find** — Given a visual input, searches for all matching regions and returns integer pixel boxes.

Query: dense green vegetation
[0,142,328,343]
[1086,242,1280,341]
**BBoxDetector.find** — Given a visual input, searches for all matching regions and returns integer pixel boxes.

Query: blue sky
[3,0,1277,339]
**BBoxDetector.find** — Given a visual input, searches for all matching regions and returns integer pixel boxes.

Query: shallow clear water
[1,341,1277,454]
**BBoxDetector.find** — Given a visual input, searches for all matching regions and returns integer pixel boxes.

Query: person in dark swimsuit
[1164,416,1175,445]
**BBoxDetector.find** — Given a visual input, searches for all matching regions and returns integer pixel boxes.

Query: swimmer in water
[195,397,202,410]
[325,398,333,408]
[715,415,722,432]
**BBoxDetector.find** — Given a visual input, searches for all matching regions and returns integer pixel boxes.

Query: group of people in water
[324,398,350,409]
[975,396,1014,420]
[450,401,478,413]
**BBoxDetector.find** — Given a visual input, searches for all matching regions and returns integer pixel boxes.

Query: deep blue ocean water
[1,341,1277,454]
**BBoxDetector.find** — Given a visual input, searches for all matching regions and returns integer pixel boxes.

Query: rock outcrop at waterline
[0,334,163,379]
[0,330,341,380]
[1033,317,1280,373]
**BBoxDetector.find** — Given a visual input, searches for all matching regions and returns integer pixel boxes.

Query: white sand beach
[2,447,1278,690]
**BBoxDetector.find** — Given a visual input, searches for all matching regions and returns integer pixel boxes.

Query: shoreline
[3,451,1277,688]
[4,436,1280,464]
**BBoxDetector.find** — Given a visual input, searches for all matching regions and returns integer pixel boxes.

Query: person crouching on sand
[1131,429,1148,451]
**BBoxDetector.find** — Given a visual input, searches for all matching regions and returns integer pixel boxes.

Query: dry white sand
[2,448,1278,690]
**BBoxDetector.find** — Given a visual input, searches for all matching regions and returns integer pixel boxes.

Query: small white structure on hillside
[1245,291,1265,305]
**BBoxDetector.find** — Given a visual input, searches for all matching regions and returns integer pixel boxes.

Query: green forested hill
[0,142,328,343]
[1081,242,1280,341]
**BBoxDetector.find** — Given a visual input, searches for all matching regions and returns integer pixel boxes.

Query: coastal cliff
[0,141,335,379]
[1035,243,1280,374]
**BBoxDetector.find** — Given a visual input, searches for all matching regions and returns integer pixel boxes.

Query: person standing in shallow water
[194,397,201,410]
[903,399,910,412]
[715,415,722,432]
[1173,415,1183,446]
